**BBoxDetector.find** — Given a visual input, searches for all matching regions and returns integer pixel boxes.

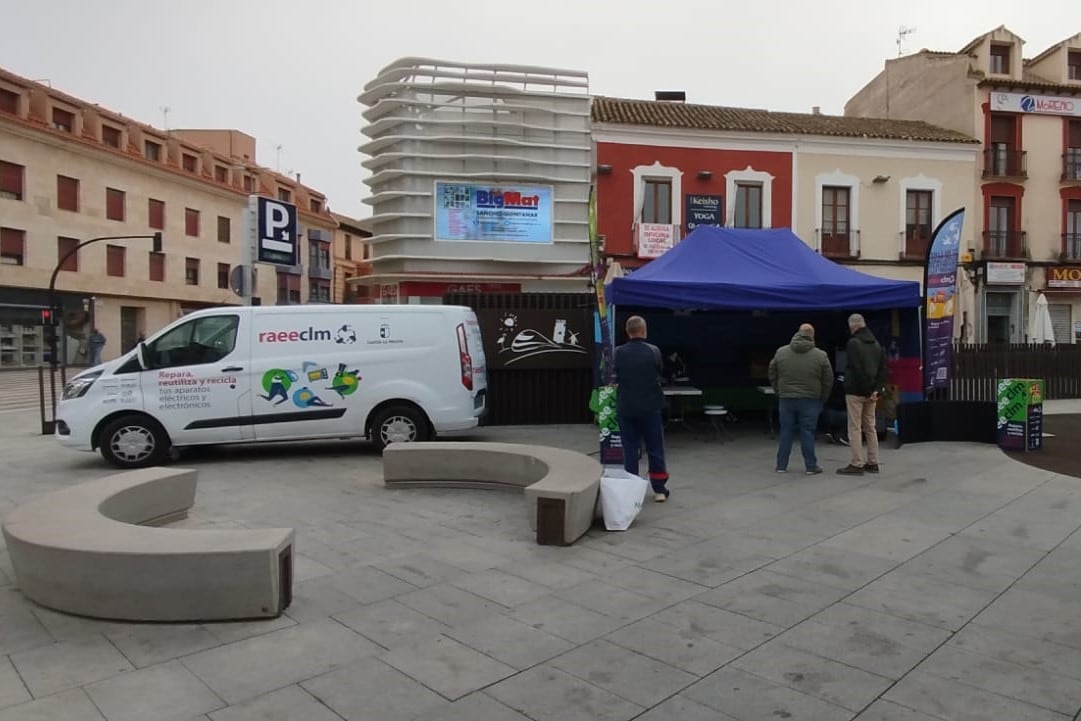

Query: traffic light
[40,308,53,326]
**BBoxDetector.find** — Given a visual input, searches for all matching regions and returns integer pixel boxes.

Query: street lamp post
[40,232,162,435]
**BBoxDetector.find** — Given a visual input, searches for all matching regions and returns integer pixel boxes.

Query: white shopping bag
[600,468,649,531]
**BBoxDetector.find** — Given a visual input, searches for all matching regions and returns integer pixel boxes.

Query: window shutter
[1049,304,1072,345]
[0,161,22,197]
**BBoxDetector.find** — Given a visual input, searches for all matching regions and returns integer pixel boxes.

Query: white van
[55,305,487,468]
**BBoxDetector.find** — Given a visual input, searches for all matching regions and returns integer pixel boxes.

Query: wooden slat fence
[444,292,596,425]
[951,343,1081,401]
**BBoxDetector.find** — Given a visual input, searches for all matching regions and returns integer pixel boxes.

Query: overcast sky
[1,0,1074,218]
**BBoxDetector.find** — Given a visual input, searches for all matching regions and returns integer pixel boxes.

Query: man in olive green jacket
[768,323,834,474]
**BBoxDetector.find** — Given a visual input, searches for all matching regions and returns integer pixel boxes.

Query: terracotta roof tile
[979,77,1081,94]
[591,96,978,144]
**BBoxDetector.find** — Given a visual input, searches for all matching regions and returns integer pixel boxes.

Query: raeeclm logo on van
[258,324,357,344]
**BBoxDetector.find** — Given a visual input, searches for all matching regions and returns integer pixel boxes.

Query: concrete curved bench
[383,442,601,546]
[1,467,294,622]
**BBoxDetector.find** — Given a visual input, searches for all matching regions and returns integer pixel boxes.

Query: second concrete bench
[382,441,601,545]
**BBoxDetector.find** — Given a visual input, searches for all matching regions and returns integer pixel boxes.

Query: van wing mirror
[136,342,149,370]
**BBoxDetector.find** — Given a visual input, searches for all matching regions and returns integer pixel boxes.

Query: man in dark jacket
[768,323,834,474]
[838,314,888,475]
[614,315,670,502]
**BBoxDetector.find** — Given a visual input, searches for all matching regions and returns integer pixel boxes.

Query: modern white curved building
[355,58,593,302]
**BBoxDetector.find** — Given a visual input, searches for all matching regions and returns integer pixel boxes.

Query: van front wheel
[372,405,429,450]
[99,414,169,469]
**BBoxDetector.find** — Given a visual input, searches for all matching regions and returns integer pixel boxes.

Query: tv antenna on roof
[160,106,170,130]
[897,25,917,57]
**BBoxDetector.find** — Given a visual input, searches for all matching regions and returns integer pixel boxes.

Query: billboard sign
[434,182,553,243]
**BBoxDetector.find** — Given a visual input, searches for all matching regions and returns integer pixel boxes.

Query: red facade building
[592,97,794,271]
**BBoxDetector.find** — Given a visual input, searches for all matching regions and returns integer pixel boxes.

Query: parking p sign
[251,195,298,266]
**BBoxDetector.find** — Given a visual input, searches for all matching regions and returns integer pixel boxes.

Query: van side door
[140,313,253,445]
[249,312,362,440]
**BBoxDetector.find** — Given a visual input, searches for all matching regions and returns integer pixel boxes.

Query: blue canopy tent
[608,227,921,310]
[604,226,924,418]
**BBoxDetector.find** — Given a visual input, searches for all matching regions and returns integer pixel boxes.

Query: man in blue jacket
[614,315,670,502]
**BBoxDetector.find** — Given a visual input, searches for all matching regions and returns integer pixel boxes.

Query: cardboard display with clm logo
[997,378,1044,452]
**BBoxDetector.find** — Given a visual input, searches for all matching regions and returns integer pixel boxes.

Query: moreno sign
[1047,266,1081,289]
[990,92,1081,118]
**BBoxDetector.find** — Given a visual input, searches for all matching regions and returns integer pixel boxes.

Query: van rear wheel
[99,414,169,469]
[372,405,429,450]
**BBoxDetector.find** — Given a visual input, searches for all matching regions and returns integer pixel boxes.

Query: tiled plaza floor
[2,408,1081,720]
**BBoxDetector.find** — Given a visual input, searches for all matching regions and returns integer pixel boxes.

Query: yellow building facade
[0,68,337,368]
[847,26,1081,343]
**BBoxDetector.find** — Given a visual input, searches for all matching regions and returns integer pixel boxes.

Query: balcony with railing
[817,228,859,259]
[1063,233,1081,261]
[982,229,1027,259]
[901,230,931,261]
[1064,149,1081,182]
[983,148,1027,179]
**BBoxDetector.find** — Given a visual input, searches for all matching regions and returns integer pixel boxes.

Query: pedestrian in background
[837,313,888,475]
[768,323,833,475]
[87,328,106,366]
[614,315,670,502]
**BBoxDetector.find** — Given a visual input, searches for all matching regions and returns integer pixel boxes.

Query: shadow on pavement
[175,438,381,464]
[1004,413,1081,479]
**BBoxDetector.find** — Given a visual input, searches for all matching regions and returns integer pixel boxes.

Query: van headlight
[62,372,101,400]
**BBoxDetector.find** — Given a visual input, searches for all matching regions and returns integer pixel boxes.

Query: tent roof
[608,227,922,310]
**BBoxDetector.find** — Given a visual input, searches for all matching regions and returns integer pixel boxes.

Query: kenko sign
[684,194,722,234]
[990,92,1081,118]
[1047,266,1081,289]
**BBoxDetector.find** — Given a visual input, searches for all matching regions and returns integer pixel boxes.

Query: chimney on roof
[811,106,821,115]
[655,90,686,103]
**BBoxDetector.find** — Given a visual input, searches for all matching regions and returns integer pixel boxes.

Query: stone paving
[0,369,54,414]
[2,407,1081,720]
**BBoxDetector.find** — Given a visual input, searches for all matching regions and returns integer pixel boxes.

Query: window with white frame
[820,186,850,256]
[631,162,682,229]
[725,167,773,229]
[814,170,859,256]
[898,175,942,258]
[734,183,763,228]
[641,179,672,224]
[905,190,933,257]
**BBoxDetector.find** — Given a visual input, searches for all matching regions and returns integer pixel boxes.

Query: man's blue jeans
[776,398,822,471]
[617,411,669,495]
